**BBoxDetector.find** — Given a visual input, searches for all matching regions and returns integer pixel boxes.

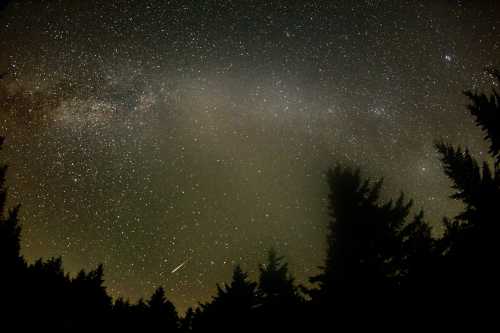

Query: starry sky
[0,1,499,312]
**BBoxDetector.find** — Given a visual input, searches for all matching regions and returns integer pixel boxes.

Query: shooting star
[171,261,187,274]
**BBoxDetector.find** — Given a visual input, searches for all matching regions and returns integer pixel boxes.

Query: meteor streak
[171,261,186,274]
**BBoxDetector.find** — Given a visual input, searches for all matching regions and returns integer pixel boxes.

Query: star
[0,0,498,313]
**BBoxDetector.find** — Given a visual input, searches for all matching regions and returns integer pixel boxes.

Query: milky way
[0,1,499,311]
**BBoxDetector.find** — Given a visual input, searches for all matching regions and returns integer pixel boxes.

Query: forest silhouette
[1,71,498,330]
[0,3,498,321]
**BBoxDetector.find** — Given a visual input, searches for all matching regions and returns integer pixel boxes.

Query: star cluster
[0,1,499,312]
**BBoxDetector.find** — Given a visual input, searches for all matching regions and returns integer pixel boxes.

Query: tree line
[1,70,499,330]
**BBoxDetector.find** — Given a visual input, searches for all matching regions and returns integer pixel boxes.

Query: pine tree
[310,166,413,302]
[180,307,195,333]
[0,136,26,326]
[463,69,500,165]
[435,69,500,304]
[0,137,24,271]
[307,163,444,328]
[69,264,112,329]
[257,248,304,330]
[398,211,437,296]
[214,265,259,311]
[147,286,179,331]
[258,248,300,304]
[192,265,258,333]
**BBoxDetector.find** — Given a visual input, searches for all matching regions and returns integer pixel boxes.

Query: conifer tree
[257,248,304,330]
[192,265,258,333]
[180,307,195,333]
[147,286,179,331]
[0,137,23,272]
[435,69,500,301]
[0,136,26,326]
[464,69,500,165]
[258,248,301,304]
[310,166,413,304]
[214,265,259,310]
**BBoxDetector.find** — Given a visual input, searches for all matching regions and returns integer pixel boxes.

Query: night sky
[0,1,499,312]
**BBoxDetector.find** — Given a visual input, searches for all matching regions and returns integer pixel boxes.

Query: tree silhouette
[0,137,23,271]
[397,210,440,309]
[256,248,304,331]
[306,165,435,327]
[2,61,500,330]
[180,307,195,333]
[146,286,179,331]
[310,166,413,299]
[112,296,134,324]
[435,69,500,312]
[215,264,259,311]
[68,264,112,330]
[258,248,298,301]
[0,203,22,270]
[192,264,259,332]
[464,69,500,165]
[0,136,27,328]
[113,297,150,330]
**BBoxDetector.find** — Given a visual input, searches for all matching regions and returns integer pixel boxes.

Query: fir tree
[310,166,413,302]
[258,248,298,299]
[463,69,500,165]
[192,265,258,333]
[180,307,195,333]
[214,265,259,311]
[257,248,304,330]
[0,137,23,271]
[435,69,500,304]
[147,286,179,331]
[0,136,26,325]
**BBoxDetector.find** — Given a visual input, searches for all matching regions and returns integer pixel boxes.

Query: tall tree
[463,69,500,165]
[180,307,195,333]
[216,264,259,310]
[305,165,429,330]
[257,248,304,331]
[192,265,259,333]
[146,286,179,331]
[0,137,23,271]
[0,136,26,327]
[258,248,299,303]
[398,210,438,298]
[310,166,413,302]
[435,69,500,302]
[69,264,113,329]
